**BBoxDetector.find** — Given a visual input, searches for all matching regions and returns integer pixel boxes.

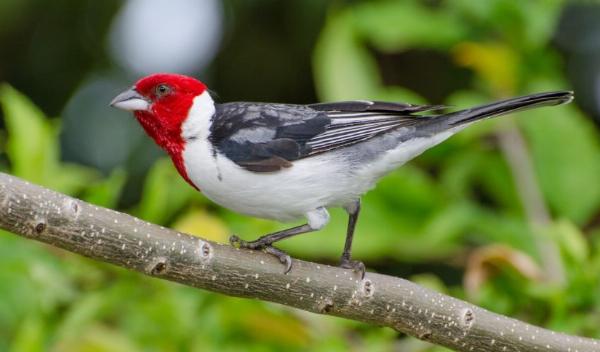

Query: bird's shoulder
[211,102,329,141]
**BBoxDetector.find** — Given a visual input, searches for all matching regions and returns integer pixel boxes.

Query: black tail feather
[445,91,574,126]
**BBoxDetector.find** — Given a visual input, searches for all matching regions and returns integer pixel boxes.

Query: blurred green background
[1,0,600,351]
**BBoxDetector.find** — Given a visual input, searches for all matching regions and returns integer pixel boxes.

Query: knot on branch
[62,199,81,220]
[459,308,475,331]
[34,221,46,234]
[360,279,374,298]
[349,279,375,307]
[317,297,334,313]
[147,257,169,276]
[27,216,47,237]
[418,329,433,340]
[198,240,212,262]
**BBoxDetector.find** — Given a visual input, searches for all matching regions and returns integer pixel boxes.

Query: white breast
[181,93,357,221]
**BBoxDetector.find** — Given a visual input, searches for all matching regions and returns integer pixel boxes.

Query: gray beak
[110,88,151,111]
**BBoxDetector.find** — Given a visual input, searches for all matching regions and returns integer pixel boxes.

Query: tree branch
[0,172,598,352]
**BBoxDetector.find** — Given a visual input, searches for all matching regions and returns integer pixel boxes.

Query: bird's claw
[229,235,244,248]
[263,246,293,274]
[228,235,292,274]
[340,258,366,279]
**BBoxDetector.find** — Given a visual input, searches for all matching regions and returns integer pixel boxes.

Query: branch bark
[0,172,598,352]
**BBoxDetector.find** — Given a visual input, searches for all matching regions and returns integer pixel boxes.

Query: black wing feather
[210,101,433,172]
[210,103,330,172]
[309,100,446,113]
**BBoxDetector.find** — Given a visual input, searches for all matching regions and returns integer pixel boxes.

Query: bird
[110,73,573,277]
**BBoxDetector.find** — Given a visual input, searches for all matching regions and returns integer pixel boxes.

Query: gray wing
[210,101,443,172]
[306,101,445,155]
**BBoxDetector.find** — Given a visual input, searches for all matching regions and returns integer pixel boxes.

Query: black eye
[155,84,171,97]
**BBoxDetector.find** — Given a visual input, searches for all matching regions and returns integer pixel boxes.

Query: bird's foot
[263,246,293,274]
[229,235,257,249]
[229,235,293,274]
[340,257,366,279]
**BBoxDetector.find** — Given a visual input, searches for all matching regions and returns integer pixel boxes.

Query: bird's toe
[340,258,366,279]
[229,234,250,248]
[264,246,293,274]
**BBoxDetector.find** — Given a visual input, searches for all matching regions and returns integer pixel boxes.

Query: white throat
[181,91,215,142]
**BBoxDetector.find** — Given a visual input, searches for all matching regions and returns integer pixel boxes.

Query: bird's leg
[230,207,330,274]
[340,200,365,278]
[230,224,313,249]
[229,224,314,274]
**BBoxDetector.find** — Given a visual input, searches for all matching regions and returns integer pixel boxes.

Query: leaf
[313,10,380,101]
[54,325,142,352]
[134,158,203,224]
[8,314,45,352]
[453,41,519,95]
[410,273,449,294]
[82,168,127,208]
[519,104,600,225]
[451,0,563,48]
[353,0,467,51]
[0,84,97,195]
[550,219,589,264]
[172,208,229,243]
[464,244,542,297]
[219,299,311,348]
[53,293,106,344]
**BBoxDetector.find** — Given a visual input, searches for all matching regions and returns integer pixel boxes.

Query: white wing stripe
[307,125,399,148]
[328,112,394,118]
[310,121,400,141]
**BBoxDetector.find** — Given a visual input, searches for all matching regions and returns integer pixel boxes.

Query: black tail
[445,91,573,126]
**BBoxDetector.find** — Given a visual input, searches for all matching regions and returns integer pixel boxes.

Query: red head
[111,73,208,151]
[111,73,210,188]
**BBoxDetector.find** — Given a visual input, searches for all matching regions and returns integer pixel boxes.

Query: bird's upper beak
[110,88,151,112]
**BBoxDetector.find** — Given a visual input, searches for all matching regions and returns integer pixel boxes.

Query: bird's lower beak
[110,88,151,112]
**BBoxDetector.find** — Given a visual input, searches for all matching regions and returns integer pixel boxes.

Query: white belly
[183,139,363,221]
[182,131,454,222]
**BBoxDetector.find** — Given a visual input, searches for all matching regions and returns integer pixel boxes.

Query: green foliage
[134,158,206,225]
[520,105,600,224]
[0,1,599,351]
[0,85,99,195]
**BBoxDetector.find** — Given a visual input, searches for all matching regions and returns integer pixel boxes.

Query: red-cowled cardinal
[111,73,573,277]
